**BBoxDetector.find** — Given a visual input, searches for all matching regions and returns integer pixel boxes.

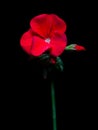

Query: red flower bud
[75,45,86,51]
[50,58,56,64]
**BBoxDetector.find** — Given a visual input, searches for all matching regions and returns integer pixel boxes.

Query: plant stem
[51,81,57,130]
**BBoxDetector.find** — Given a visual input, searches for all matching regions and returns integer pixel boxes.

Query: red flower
[20,14,67,57]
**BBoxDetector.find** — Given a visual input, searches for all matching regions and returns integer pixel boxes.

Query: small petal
[30,14,51,38]
[75,45,86,51]
[31,36,51,56]
[50,14,67,36]
[20,29,33,54]
[50,34,67,56]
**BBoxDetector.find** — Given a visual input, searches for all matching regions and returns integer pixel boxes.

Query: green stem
[51,81,57,130]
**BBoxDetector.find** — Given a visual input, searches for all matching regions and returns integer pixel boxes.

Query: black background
[5,0,97,129]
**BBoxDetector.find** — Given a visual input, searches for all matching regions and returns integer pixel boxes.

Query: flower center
[45,38,51,44]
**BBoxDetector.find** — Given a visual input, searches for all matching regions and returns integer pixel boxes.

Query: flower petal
[30,14,51,38]
[50,34,67,56]
[51,14,67,35]
[31,36,50,56]
[20,29,33,54]
[75,44,86,51]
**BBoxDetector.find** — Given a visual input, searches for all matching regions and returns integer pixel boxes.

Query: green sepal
[65,44,76,50]
[38,54,50,61]
[55,57,64,72]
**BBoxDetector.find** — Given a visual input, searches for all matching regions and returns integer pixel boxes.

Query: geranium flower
[20,14,67,57]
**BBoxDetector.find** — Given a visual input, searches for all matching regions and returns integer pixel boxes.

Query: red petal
[50,34,67,56]
[20,29,33,54]
[75,45,86,51]
[50,14,67,36]
[30,14,51,38]
[31,36,50,56]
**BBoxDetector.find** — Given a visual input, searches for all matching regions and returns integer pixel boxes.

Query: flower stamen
[45,38,51,44]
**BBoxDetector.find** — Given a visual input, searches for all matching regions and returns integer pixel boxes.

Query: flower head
[20,14,67,57]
